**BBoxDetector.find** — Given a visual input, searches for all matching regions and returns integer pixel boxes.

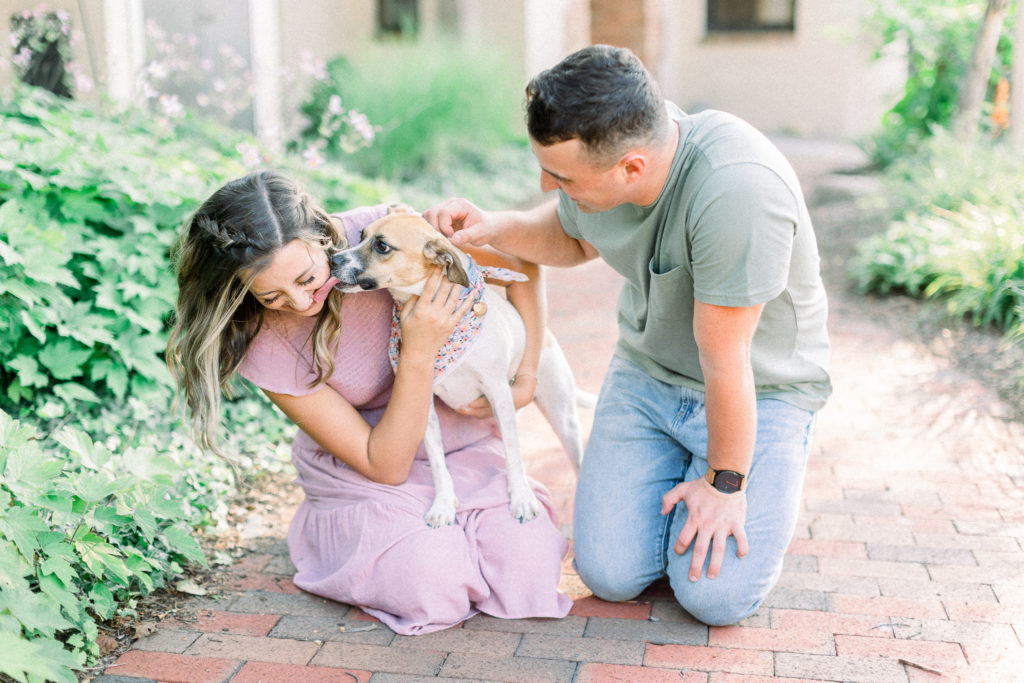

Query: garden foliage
[850,129,1024,341]
[864,0,1017,167]
[297,43,538,209]
[0,85,387,681]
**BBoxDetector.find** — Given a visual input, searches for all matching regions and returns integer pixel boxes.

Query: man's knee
[573,546,649,603]
[670,575,767,626]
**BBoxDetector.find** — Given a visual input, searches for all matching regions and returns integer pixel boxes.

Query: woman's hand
[399,268,474,361]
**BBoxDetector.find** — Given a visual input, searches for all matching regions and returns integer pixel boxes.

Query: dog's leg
[423,400,459,528]
[481,378,542,522]
[532,335,585,472]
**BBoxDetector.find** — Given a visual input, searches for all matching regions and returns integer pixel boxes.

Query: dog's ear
[387,203,414,215]
[423,239,470,287]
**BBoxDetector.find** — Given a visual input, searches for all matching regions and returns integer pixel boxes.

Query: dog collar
[388,257,527,383]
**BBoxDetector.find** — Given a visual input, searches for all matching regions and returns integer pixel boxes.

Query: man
[424,44,831,626]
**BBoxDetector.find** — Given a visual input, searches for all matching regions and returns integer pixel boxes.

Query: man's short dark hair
[525,44,666,162]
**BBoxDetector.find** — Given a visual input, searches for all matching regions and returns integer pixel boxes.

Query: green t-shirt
[557,105,832,411]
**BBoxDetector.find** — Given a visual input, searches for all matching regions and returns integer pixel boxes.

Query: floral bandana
[388,257,528,383]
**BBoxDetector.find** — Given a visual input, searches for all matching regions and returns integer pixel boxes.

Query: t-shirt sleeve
[556,192,582,239]
[237,320,321,396]
[689,163,798,307]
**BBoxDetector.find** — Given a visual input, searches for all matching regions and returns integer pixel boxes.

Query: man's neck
[633,119,681,207]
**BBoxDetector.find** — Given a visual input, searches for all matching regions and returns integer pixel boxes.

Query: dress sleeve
[336,204,390,246]
[237,317,321,396]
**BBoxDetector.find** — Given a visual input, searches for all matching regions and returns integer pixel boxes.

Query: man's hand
[455,374,537,419]
[422,198,495,247]
[661,477,748,581]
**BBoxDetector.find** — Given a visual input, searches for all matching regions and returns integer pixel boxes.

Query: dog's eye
[373,238,392,255]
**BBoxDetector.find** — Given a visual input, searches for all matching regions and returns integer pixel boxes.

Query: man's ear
[423,239,470,287]
[620,153,646,182]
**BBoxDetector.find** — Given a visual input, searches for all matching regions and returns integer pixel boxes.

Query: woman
[166,170,571,634]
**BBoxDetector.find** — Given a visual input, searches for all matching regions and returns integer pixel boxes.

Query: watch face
[713,470,744,493]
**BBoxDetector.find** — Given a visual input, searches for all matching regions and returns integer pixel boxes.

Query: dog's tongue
[312,276,339,303]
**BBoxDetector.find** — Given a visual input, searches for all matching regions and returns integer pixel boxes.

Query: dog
[330,209,584,527]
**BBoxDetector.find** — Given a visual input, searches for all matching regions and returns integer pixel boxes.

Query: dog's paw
[508,489,542,523]
[425,496,458,528]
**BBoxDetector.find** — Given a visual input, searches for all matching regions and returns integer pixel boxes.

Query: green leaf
[89,359,129,399]
[2,444,63,499]
[53,382,101,405]
[39,546,77,587]
[72,529,131,585]
[0,506,49,558]
[163,524,207,566]
[88,582,114,619]
[0,540,30,592]
[6,355,48,388]
[0,582,73,636]
[37,339,92,380]
[36,571,79,614]
[131,507,158,542]
[0,629,82,683]
[17,309,46,343]
[73,472,122,503]
[53,426,104,469]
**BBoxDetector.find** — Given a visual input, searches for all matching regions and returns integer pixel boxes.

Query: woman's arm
[266,269,473,485]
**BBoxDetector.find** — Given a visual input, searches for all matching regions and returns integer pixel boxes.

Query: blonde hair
[166,170,346,453]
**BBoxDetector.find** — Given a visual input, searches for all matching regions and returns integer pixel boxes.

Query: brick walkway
[99,143,1024,682]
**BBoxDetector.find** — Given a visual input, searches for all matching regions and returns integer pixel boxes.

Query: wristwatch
[706,468,746,493]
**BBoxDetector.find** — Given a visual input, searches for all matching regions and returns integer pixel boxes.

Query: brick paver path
[100,143,1024,682]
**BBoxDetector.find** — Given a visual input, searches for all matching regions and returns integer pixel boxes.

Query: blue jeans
[573,355,815,626]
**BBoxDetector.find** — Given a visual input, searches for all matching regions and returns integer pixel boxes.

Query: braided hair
[166,170,345,454]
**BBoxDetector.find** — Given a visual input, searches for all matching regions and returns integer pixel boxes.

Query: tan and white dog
[330,209,584,527]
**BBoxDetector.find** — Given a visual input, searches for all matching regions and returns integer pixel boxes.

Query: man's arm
[423,197,599,267]
[660,300,763,581]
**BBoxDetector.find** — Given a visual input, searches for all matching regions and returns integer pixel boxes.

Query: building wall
[0,0,903,141]
[656,0,903,138]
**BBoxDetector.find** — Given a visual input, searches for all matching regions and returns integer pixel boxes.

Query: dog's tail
[575,388,598,410]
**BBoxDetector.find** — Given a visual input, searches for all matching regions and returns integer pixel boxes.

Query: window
[377,0,418,38]
[707,0,796,33]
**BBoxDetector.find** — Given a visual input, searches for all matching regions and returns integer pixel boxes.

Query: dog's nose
[357,278,377,290]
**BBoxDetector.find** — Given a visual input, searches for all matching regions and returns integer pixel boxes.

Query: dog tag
[472,301,487,317]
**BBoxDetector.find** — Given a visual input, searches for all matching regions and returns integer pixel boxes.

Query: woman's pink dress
[238,205,571,634]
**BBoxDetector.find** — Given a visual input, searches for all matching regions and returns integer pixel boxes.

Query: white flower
[328,94,344,116]
[302,143,325,169]
[159,93,184,118]
[348,110,376,142]
[74,72,94,92]
[236,142,262,167]
[299,50,327,81]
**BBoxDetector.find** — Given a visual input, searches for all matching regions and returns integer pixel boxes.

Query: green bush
[296,43,538,208]
[850,131,1024,339]
[1,410,207,683]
